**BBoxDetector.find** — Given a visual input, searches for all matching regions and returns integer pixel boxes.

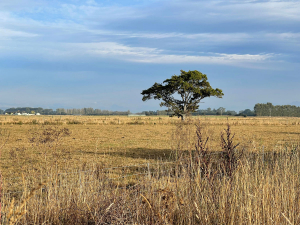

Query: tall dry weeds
[0,129,10,222]
[220,123,240,179]
[3,148,300,224]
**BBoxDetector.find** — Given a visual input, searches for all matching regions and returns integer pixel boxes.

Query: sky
[0,0,299,112]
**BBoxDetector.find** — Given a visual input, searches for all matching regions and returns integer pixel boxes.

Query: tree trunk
[181,114,186,121]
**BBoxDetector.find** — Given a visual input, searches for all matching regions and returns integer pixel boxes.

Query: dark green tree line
[254,103,300,117]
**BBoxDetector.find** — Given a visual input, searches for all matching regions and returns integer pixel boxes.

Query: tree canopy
[141,70,224,120]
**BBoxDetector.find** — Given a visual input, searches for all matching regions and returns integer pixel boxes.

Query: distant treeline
[2,107,131,115]
[2,103,299,117]
[143,108,255,116]
[193,108,255,116]
[254,103,300,117]
[1,107,255,116]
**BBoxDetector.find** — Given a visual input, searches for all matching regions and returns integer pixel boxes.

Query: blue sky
[0,0,299,112]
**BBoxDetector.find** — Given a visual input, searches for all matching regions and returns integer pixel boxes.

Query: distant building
[128,113,146,117]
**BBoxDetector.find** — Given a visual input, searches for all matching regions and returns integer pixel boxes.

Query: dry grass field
[1,115,300,224]
[1,115,299,177]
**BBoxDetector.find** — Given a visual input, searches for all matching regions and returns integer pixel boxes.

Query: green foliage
[5,107,44,114]
[141,70,224,120]
[190,108,237,116]
[254,103,300,117]
[238,109,255,117]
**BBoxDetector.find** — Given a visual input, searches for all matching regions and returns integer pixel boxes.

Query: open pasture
[0,115,299,179]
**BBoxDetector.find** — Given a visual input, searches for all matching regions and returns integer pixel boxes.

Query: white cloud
[0,0,296,68]
[66,42,273,65]
[166,0,300,23]
[1,0,299,46]
[0,38,273,66]
[101,31,251,43]
[0,27,38,39]
[85,29,300,49]
[131,52,273,64]
[266,32,300,40]
[58,3,146,22]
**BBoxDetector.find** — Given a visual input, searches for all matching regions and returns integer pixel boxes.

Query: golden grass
[1,115,299,178]
[4,180,45,225]
[1,115,300,224]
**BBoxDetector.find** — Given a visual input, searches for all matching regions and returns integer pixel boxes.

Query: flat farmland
[2,115,300,224]
[1,115,300,179]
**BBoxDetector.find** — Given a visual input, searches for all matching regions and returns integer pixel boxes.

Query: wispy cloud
[66,42,274,65]
[0,28,38,39]
[0,0,298,68]
[131,53,273,65]
[0,38,273,66]
[168,0,300,22]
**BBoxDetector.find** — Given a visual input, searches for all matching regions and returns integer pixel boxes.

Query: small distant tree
[25,107,30,113]
[217,107,226,116]
[141,70,224,120]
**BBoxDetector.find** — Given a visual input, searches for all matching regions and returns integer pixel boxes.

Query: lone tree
[141,70,224,120]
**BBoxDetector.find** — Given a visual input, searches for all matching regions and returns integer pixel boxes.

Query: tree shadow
[107,148,223,161]
[109,148,176,161]
[268,131,300,135]
[84,147,299,167]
